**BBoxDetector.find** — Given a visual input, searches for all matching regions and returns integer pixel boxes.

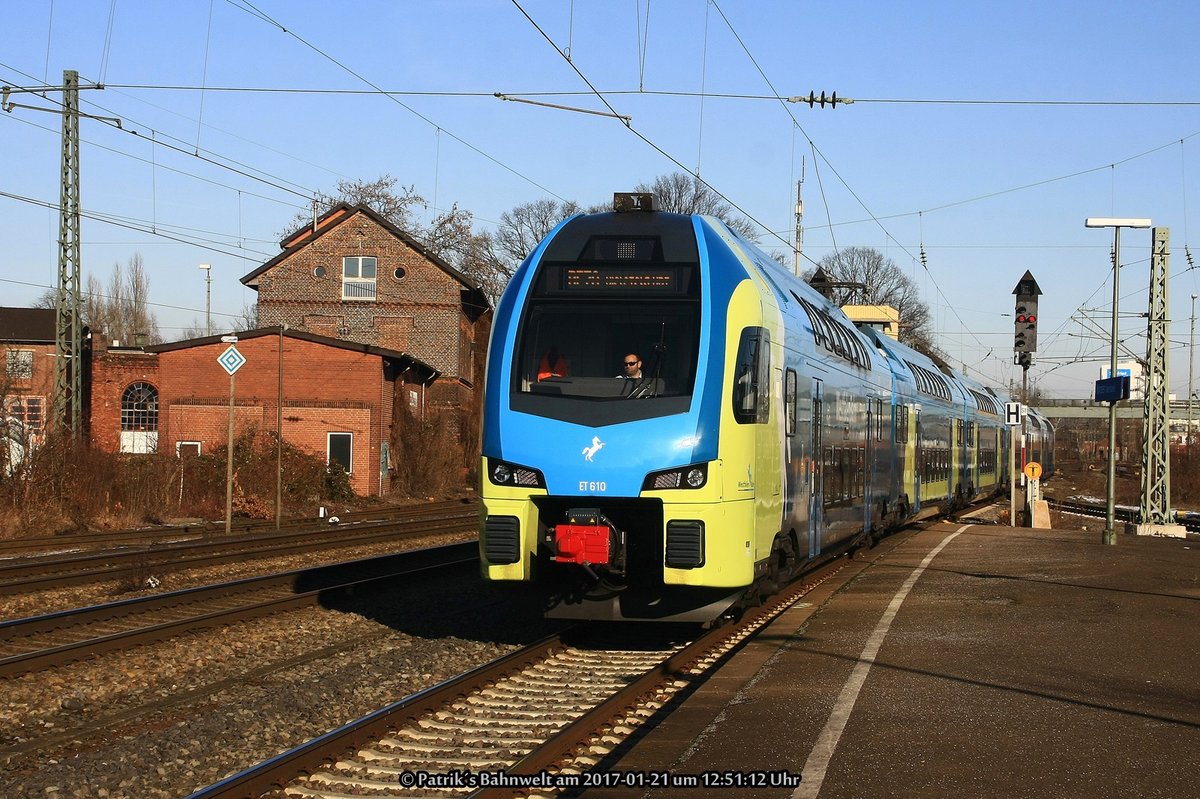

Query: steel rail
[182,633,570,799]
[0,499,475,557]
[0,541,479,678]
[0,511,477,596]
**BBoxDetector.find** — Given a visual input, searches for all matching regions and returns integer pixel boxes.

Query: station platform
[586,522,1200,798]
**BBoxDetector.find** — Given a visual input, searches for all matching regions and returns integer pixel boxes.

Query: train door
[913,407,923,512]
[865,400,875,533]
[809,379,824,559]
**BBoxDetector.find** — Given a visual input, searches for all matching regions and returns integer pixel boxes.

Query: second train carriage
[479,194,1048,622]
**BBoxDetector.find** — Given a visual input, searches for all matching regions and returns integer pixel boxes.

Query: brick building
[1,307,56,459]
[89,328,438,496]
[241,203,491,425]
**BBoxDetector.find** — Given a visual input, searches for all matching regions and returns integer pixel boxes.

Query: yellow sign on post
[1024,461,1043,481]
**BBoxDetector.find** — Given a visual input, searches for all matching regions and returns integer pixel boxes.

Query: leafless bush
[392,403,468,497]
[0,429,370,539]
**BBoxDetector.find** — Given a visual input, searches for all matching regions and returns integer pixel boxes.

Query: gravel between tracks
[0,530,561,798]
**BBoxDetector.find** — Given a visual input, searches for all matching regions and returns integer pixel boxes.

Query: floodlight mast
[1084,217,1151,545]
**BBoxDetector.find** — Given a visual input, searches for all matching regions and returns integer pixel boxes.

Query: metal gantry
[1139,228,1173,527]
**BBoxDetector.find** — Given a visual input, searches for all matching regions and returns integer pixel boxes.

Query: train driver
[617,354,643,379]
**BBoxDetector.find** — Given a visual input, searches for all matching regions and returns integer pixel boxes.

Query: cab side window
[733,326,771,424]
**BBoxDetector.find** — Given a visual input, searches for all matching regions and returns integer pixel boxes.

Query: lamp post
[199,264,212,335]
[1085,217,1151,545]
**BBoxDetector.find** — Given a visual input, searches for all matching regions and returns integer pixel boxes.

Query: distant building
[240,203,491,432]
[8,204,492,498]
[0,307,56,456]
[842,304,900,339]
[89,327,438,497]
[1099,360,1146,402]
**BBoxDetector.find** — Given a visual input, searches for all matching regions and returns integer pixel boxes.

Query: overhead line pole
[56,70,82,437]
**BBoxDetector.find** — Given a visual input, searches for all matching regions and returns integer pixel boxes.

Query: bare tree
[493,198,582,268]
[280,175,428,239]
[82,254,161,344]
[424,203,508,307]
[634,172,758,240]
[804,246,942,360]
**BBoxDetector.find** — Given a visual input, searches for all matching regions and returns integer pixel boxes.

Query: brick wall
[89,339,160,453]
[2,341,56,443]
[91,332,400,496]
[255,209,468,377]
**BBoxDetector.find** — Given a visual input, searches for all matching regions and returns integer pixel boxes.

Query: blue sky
[2,1,1198,399]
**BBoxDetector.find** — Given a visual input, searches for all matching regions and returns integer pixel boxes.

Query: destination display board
[533,263,697,296]
[563,266,677,291]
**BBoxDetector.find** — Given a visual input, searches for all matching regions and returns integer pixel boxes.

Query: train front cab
[479,209,787,621]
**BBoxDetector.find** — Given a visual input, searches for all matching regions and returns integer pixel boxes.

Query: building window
[342,256,377,300]
[121,382,159,431]
[120,382,159,454]
[177,441,201,457]
[7,397,44,433]
[6,350,33,380]
[328,432,353,474]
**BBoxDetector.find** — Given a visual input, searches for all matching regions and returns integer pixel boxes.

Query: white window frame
[5,350,33,380]
[176,441,202,457]
[342,256,377,301]
[328,432,353,474]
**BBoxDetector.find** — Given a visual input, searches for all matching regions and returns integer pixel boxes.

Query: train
[478,192,1053,622]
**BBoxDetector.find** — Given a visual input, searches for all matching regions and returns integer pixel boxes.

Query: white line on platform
[793,525,969,799]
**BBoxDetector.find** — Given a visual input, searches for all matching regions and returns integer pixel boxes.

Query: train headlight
[487,458,546,488]
[642,462,708,491]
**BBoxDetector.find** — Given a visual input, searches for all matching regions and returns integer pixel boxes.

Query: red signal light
[1016,314,1028,323]
[1027,314,1036,323]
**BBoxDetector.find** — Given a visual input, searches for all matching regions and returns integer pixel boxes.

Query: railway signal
[1013,271,1042,354]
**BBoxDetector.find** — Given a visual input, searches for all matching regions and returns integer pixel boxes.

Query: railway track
[183,539,866,799]
[1044,496,1200,532]
[0,500,469,557]
[0,499,477,596]
[0,541,479,678]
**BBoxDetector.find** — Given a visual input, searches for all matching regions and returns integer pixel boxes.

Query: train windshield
[511,292,701,423]
[509,215,703,423]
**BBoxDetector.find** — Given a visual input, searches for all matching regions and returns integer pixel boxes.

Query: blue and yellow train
[479,193,1052,621]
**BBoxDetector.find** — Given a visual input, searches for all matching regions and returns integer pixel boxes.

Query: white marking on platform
[793,525,969,799]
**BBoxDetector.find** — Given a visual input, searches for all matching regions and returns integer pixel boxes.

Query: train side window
[784,368,797,436]
[732,327,770,424]
[894,404,908,444]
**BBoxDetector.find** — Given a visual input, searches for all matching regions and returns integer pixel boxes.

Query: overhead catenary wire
[93,83,1200,108]
[508,0,818,267]
[224,0,571,204]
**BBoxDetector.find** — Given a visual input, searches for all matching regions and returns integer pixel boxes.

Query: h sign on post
[1005,402,1022,426]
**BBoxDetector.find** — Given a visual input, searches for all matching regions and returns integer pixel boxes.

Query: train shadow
[294,549,568,645]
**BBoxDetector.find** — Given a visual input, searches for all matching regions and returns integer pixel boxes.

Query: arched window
[120,382,158,453]
[121,382,158,430]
